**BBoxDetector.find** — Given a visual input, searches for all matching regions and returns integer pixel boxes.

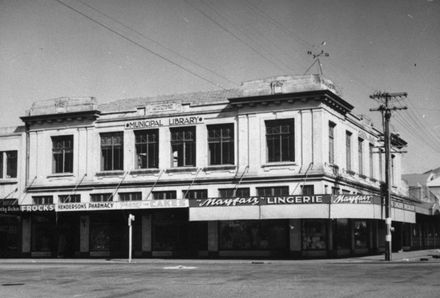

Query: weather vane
[303,41,330,76]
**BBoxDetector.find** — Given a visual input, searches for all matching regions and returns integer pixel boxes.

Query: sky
[0,0,439,174]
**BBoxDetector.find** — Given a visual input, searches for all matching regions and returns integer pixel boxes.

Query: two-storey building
[2,74,437,258]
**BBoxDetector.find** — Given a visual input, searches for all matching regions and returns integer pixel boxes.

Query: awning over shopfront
[189,195,417,223]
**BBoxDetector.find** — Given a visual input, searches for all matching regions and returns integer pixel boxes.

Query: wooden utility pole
[370,92,407,261]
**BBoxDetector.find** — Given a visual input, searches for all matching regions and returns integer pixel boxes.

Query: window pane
[6,151,17,178]
[219,188,250,198]
[0,152,3,178]
[119,192,142,201]
[266,120,294,162]
[135,130,158,169]
[208,124,234,165]
[52,136,73,173]
[100,133,123,171]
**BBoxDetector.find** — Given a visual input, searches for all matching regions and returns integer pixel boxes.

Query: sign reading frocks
[125,116,204,129]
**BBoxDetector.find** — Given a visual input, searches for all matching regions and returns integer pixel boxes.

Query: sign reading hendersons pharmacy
[125,116,204,129]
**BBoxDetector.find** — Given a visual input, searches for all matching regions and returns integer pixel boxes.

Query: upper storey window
[329,122,336,164]
[171,127,195,167]
[346,131,352,171]
[135,130,159,169]
[101,132,123,171]
[358,138,364,175]
[52,136,73,173]
[208,124,234,165]
[0,151,17,178]
[266,119,294,162]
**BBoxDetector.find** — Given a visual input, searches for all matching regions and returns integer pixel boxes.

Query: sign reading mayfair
[125,116,204,129]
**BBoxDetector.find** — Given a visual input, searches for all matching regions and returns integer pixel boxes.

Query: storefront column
[22,216,31,256]
[141,214,152,257]
[207,221,218,257]
[373,220,379,252]
[79,215,89,257]
[289,219,301,258]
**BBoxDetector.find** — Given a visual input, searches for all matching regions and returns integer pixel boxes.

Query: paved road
[1,258,440,298]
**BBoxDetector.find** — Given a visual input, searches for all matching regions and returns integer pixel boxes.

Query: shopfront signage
[190,195,331,208]
[20,204,56,212]
[125,116,204,129]
[56,199,188,212]
[332,195,379,204]
[0,206,20,213]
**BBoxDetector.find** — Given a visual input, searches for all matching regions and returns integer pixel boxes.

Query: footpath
[1,249,440,265]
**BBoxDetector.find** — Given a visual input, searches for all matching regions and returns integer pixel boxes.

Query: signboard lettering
[56,199,188,212]
[21,204,55,212]
[332,195,374,204]
[125,116,203,129]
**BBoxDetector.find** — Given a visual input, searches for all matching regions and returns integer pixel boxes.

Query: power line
[74,0,238,87]
[54,0,227,90]
[183,0,291,73]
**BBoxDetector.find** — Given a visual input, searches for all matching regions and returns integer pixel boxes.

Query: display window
[31,215,55,252]
[219,220,287,250]
[354,220,369,249]
[302,220,327,250]
[152,212,187,251]
[90,217,111,251]
[335,219,351,250]
[0,215,20,254]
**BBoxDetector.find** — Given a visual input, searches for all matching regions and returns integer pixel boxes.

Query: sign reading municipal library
[125,116,204,129]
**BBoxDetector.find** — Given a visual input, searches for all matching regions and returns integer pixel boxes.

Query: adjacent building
[1,74,438,258]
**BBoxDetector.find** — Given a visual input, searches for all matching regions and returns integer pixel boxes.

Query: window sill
[0,178,18,184]
[203,165,236,171]
[130,169,160,175]
[96,170,125,177]
[47,173,74,178]
[261,162,296,168]
[166,167,198,173]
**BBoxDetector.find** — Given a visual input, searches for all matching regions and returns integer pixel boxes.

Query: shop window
[135,130,158,169]
[100,132,123,171]
[90,193,113,202]
[152,191,176,200]
[0,151,17,178]
[257,186,289,197]
[52,135,73,173]
[90,216,110,251]
[218,188,250,198]
[152,212,187,251]
[301,185,314,195]
[354,220,369,249]
[32,215,55,252]
[219,220,287,250]
[170,127,195,167]
[32,196,53,205]
[208,124,234,165]
[329,122,335,164]
[302,220,327,250]
[119,192,142,201]
[335,219,351,250]
[346,131,352,171]
[265,119,294,162]
[0,215,20,253]
[358,138,364,175]
[184,189,208,200]
[59,195,81,203]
